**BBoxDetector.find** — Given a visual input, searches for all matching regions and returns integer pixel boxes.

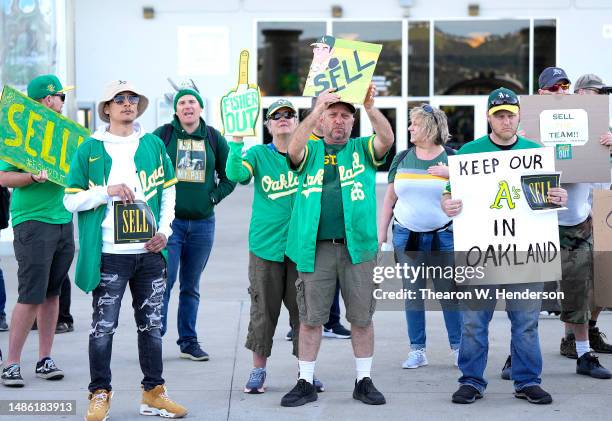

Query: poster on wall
[303,36,382,104]
[448,147,561,284]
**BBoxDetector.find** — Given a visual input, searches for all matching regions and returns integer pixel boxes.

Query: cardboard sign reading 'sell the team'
[0,85,89,186]
[448,147,561,285]
[220,50,260,137]
[303,36,382,104]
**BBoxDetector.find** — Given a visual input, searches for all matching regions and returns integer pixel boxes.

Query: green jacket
[286,135,385,272]
[153,116,236,220]
[65,134,177,292]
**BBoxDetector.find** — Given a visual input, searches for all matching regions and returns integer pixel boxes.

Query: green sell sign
[0,85,89,186]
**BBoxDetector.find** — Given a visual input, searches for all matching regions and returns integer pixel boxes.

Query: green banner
[303,36,382,104]
[0,85,89,186]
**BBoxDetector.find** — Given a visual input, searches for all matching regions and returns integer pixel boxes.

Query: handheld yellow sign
[220,50,261,137]
[0,85,89,186]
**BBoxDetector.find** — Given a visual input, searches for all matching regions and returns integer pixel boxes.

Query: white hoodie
[63,123,175,254]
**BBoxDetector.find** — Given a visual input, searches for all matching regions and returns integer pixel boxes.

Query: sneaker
[0,315,8,331]
[501,355,512,380]
[55,322,74,334]
[323,324,351,339]
[86,389,112,421]
[1,363,24,387]
[244,367,266,394]
[452,385,482,404]
[179,343,209,361]
[514,385,553,404]
[280,379,317,407]
[35,357,64,380]
[285,329,293,341]
[313,376,325,393]
[576,352,612,379]
[353,377,386,405]
[589,327,612,354]
[140,384,187,418]
[560,334,578,359]
[451,348,459,367]
[402,349,428,369]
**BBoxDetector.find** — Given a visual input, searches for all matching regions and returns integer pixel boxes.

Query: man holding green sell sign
[1,75,75,388]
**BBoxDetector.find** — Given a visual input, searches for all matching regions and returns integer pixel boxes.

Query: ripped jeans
[89,253,166,392]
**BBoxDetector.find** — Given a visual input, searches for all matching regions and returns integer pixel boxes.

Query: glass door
[429,96,488,150]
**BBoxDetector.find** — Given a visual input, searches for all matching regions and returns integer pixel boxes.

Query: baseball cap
[97,80,149,123]
[266,99,297,119]
[310,35,335,49]
[574,74,605,92]
[538,67,570,89]
[27,74,74,100]
[487,87,520,116]
[331,101,356,114]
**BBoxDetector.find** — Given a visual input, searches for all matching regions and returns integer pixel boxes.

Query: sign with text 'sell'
[220,50,260,137]
[303,36,382,104]
[519,94,610,183]
[520,172,564,211]
[0,86,89,186]
[114,200,156,244]
[448,148,561,285]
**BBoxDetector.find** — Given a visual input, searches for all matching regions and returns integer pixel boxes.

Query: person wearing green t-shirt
[281,84,393,407]
[441,87,568,406]
[0,74,75,388]
[153,89,236,362]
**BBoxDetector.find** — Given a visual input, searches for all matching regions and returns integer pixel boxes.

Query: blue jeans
[0,267,5,317]
[161,216,215,350]
[458,283,543,393]
[89,253,166,392]
[392,224,462,350]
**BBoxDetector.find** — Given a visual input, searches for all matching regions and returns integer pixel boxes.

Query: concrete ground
[0,185,611,421]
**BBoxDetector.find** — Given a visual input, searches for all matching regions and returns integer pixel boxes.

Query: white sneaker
[451,349,459,367]
[402,349,428,369]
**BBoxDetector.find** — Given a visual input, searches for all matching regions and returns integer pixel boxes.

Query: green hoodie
[153,116,236,220]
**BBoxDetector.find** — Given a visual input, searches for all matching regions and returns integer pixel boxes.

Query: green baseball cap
[487,87,520,116]
[310,35,335,49]
[27,74,74,100]
[266,99,297,119]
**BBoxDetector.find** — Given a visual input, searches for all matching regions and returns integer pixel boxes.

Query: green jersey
[0,161,72,227]
[318,143,345,240]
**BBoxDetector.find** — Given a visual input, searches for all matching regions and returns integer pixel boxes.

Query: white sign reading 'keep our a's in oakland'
[448,147,561,285]
[539,109,589,146]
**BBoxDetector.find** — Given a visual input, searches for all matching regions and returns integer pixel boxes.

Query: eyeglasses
[545,82,571,93]
[269,110,296,121]
[112,94,140,105]
[53,93,66,102]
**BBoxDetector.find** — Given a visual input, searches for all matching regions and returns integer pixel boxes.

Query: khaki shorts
[296,241,377,327]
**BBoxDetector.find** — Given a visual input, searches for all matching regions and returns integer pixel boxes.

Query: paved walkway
[0,186,611,420]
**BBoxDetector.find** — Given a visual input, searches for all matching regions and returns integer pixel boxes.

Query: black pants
[58,275,73,324]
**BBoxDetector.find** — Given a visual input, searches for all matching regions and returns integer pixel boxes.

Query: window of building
[408,21,430,97]
[434,20,530,95]
[257,22,326,97]
[332,21,402,97]
[533,19,557,93]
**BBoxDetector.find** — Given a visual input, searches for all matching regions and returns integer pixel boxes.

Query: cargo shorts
[296,241,377,328]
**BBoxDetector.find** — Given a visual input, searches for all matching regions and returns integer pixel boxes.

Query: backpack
[0,186,10,230]
[158,123,218,158]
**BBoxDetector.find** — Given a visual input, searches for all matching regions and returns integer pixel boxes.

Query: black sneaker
[35,357,64,380]
[323,324,351,339]
[2,363,24,387]
[452,385,482,404]
[281,379,317,407]
[55,322,74,334]
[576,352,612,379]
[0,315,8,331]
[179,343,209,361]
[560,334,578,359]
[514,385,553,404]
[285,329,293,341]
[501,355,512,380]
[352,377,385,405]
[589,327,612,354]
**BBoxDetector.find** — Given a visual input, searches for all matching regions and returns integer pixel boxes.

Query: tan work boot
[140,384,187,418]
[85,389,112,421]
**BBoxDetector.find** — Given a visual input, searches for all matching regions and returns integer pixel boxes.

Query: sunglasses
[269,110,295,120]
[545,82,571,92]
[112,94,140,105]
[53,93,66,102]
[489,96,519,107]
